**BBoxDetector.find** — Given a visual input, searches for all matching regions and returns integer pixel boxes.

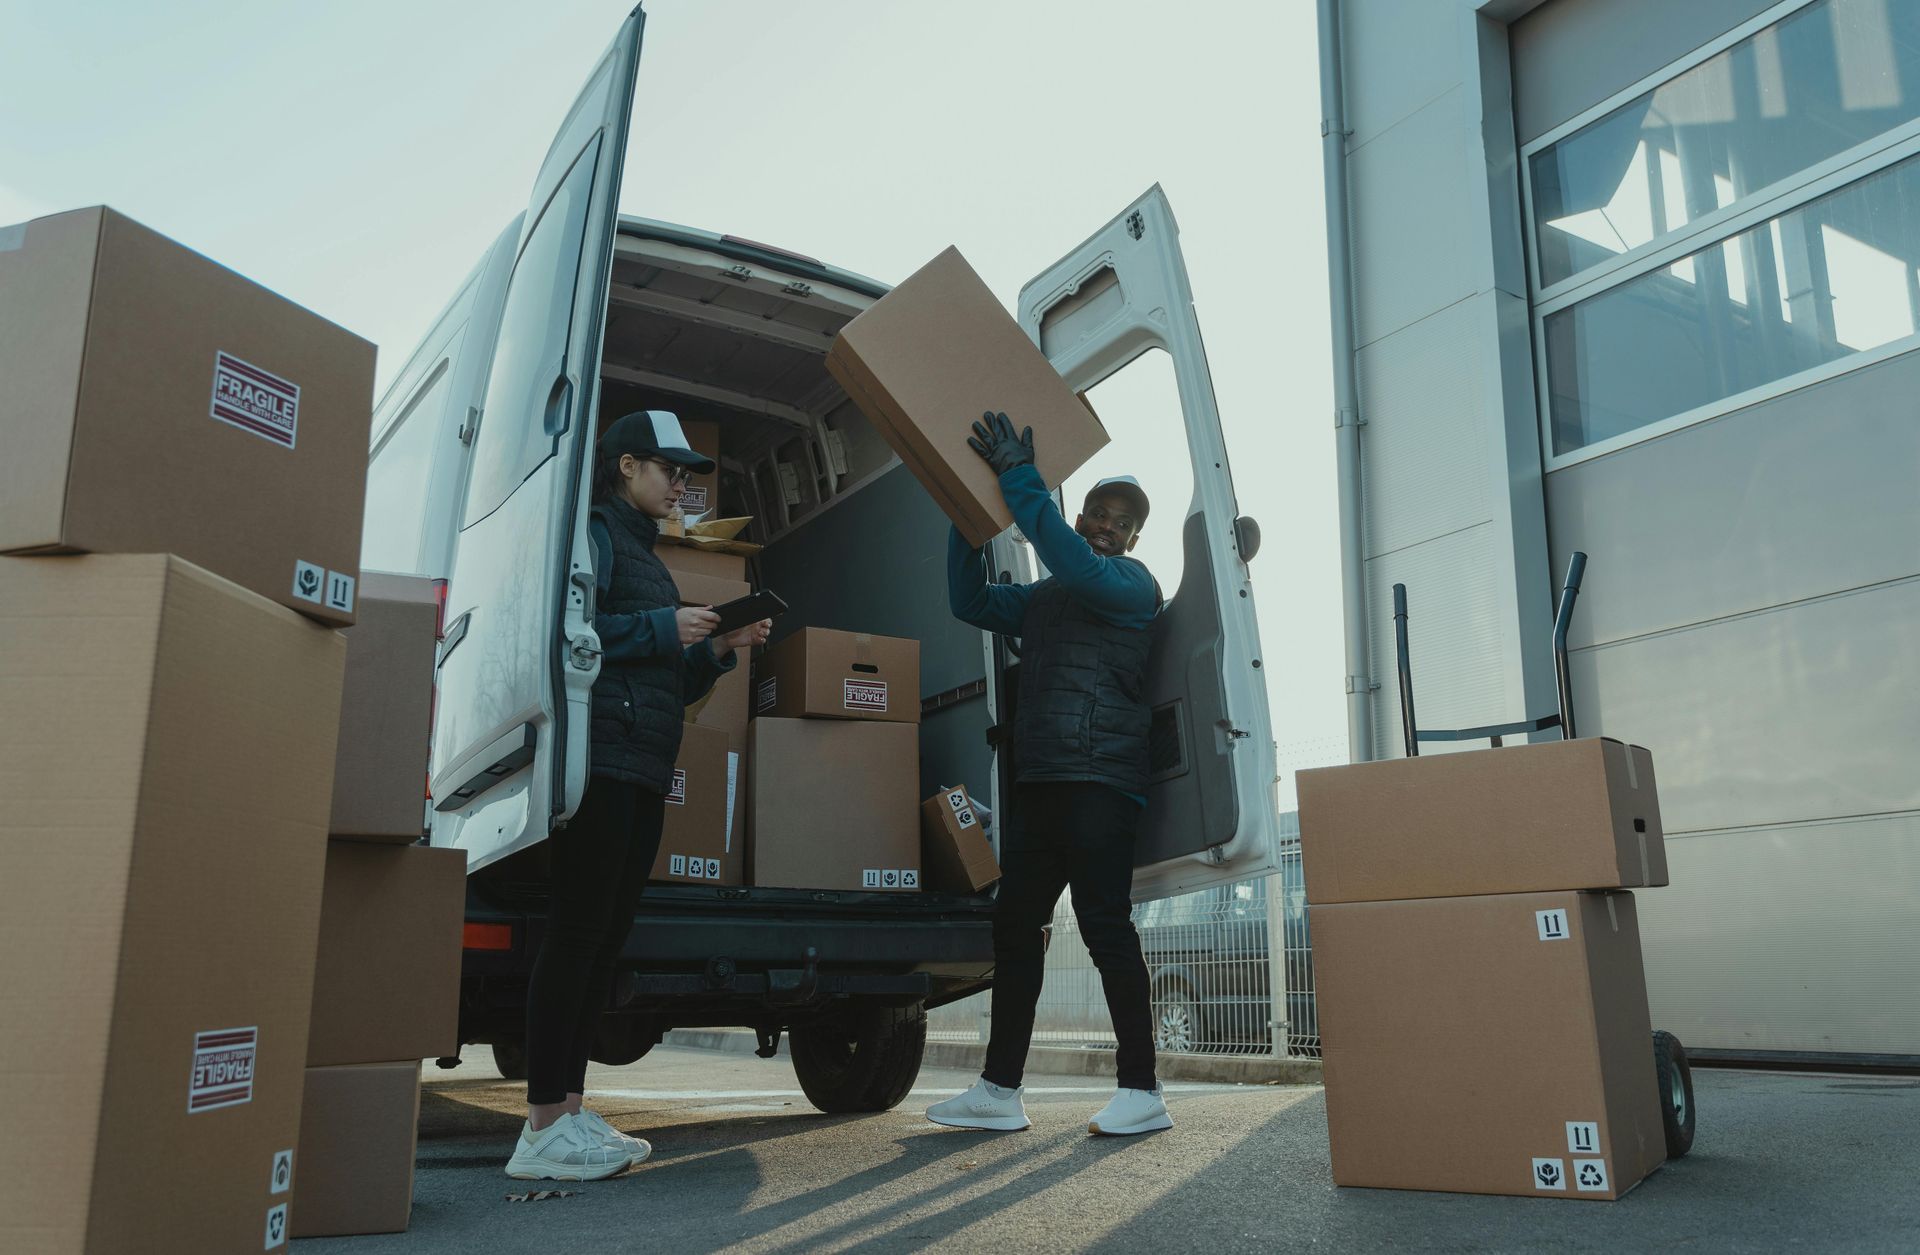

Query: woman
[506,409,771,1181]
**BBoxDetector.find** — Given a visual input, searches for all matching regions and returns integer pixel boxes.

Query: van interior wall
[591,371,994,810]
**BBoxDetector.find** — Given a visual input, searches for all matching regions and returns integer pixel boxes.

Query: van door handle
[542,373,573,436]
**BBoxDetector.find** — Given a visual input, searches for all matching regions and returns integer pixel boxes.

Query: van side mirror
[1234,516,1261,563]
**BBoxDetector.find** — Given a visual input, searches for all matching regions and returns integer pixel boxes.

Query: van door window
[1058,346,1191,600]
[462,141,601,529]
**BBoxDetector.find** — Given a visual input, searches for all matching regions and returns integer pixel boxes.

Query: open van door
[430,8,644,870]
[1016,185,1279,901]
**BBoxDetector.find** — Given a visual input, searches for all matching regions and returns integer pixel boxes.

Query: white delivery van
[361,5,1280,1108]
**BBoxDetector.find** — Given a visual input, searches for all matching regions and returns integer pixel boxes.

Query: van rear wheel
[790,1001,927,1113]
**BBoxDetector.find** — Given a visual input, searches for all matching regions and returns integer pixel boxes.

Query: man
[926,411,1170,1137]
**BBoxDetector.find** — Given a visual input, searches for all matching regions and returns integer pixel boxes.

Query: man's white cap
[1085,475,1150,525]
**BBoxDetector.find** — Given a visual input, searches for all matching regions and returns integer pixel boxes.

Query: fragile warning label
[844,679,888,712]
[757,677,778,714]
[679,486,709,515]
[668,769,687,805]
[210,352,300,448]
[189,1026,258,1113]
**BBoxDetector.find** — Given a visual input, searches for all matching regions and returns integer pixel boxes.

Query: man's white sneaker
[1089,1087,1172,1136]
[504,1112,633,1180]
[577,1107,653,1166]
[925,1079,1031,1131]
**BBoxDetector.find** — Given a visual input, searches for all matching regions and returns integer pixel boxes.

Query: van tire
[1653,1030,1695,1159]
[492,1037,529,1082]
[790,1001,927,1113]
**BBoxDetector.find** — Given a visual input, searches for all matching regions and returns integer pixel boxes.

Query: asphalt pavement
[293,1046,1920,1254]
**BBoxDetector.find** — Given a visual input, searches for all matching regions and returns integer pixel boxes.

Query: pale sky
[1,0,1349,788]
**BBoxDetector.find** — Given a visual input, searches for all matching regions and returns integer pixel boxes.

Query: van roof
[617,214,890,300]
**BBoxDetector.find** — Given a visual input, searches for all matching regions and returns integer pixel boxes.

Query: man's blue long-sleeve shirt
[589,516,734,704]
[947,463,1160,635]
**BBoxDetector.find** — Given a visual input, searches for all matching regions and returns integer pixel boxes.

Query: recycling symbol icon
[1578,1163,1604,1187]
[1535,1161,1561,1188]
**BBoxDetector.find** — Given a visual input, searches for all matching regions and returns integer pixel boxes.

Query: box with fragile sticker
[748,718,921,892]
[1312,890,1667,1200]
[1297,738,1667,905]
[0,553,345,1254]
[921,786,1001,893]
[651,722,740,885]
[0,206,376,625]
[754,627,919,725]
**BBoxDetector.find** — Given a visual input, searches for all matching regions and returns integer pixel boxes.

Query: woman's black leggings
[524,777,665,1105]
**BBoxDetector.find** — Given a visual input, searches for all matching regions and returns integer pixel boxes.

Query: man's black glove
[967,411,1035,476]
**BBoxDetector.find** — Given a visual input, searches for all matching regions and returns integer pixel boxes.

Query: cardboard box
[692,664,751,753]
[306,843,465,1067]
[651,723,741,885]
[755,627,920,725]
[825,246,1109,548]
[290,1061,421,1238]
[658,539,748,584]
[0,207,377,625]
[671,566,750,613]
[1297,739,1667,905]
[331,572,438,840]
[921,786,1001,893]
[678,418,722,519]
[748,718,921,891]
[1313,890,1666,1200]
[0,554,346,1255]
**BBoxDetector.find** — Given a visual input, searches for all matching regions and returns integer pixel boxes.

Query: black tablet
[709,589,788,637]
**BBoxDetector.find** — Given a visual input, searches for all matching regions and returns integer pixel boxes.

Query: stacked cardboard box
[0,206,374,1253]
[921,785,1002,893]
[748,628,924,892]
[1297,738,1671,1201]
[296,574,464,1238]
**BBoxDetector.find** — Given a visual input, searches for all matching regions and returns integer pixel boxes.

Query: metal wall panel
[1640,813,1920,1054]
[1364,523,1517,758]
[1341,0,1473,147]
[1510,0,1781,145]
[1548,349,1920,651]
[1567,578,1920,834]
[1357,302,1495,558]
[1349,87,1483,348]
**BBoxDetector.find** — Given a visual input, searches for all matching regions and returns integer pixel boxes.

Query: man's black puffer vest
[588,498,686,792]
[1013,573,1155,796]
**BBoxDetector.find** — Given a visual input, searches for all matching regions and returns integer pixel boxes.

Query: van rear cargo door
[430,8,645,871]
[1016,185,1280,901]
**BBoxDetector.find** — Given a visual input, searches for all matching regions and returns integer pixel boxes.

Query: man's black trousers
[983,781,1158,1092]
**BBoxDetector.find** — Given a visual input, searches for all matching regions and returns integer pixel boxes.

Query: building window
[1523,0,1920,460]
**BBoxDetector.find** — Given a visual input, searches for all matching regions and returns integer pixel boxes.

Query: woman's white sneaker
[1089,1087,1172,1136]
[578,1107,653,1167]
[925,1079,1031,1131]
[504,1112,634,1180]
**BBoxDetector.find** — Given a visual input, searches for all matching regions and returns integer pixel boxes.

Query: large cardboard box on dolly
[825,246,1109,548]
[921,786,1001,893]
[290,1061,421,1238]
[0,554,346,1254]
[1296,738,1667,905]
[306,843,465,1067]
[755,627,920,725]
[1313,890,1667,1201]
[650,722,742,885]
[0,206,377,625]
[331,572,439,840]
[748,718,921,892]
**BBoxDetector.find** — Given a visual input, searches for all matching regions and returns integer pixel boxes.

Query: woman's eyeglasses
[646,458,693,487]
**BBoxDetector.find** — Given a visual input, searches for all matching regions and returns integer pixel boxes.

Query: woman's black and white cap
[1085,474,1150,526]
[599,410,715,474]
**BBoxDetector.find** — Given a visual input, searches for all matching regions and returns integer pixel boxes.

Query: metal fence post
[1265,869,1290,1058]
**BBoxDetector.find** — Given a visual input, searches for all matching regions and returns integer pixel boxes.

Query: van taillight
[463,923,513,951]
[432,578,450,640]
